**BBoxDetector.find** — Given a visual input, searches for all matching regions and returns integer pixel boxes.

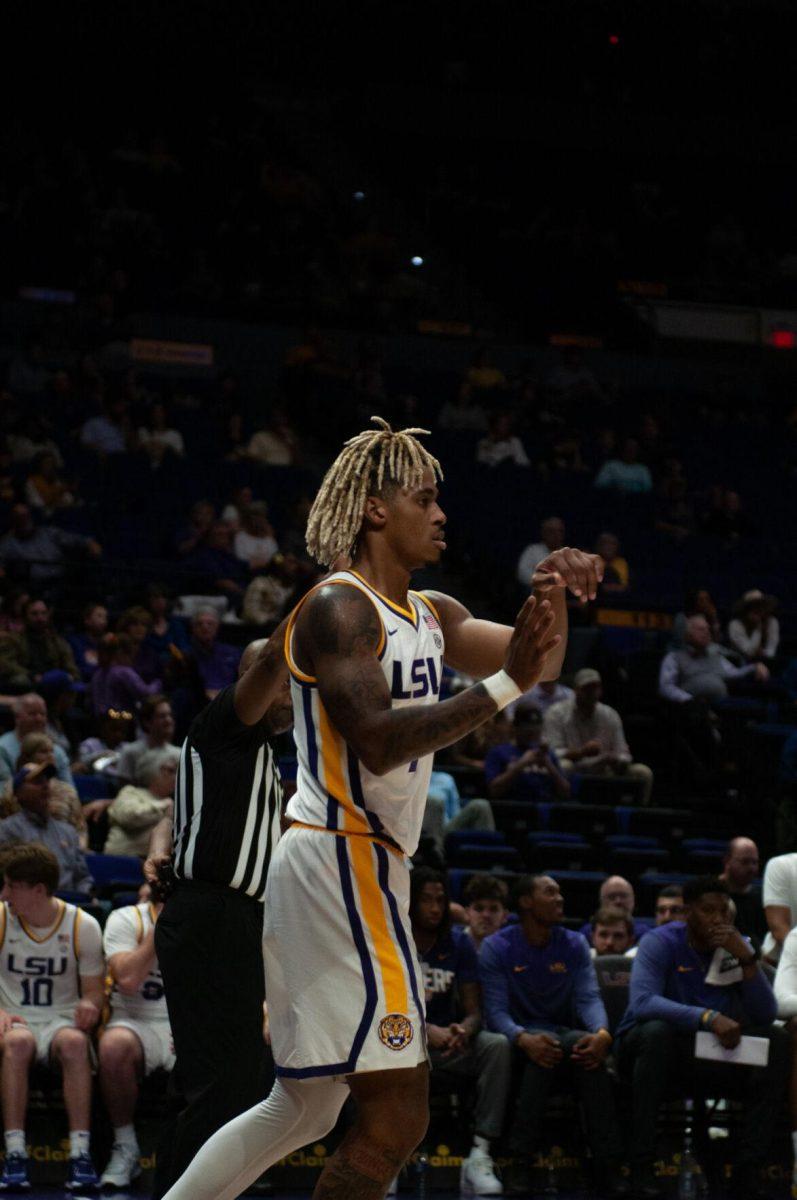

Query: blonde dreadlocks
[305,416,443,566]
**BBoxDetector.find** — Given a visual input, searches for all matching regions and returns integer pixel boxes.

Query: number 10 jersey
[0,900,104,1022]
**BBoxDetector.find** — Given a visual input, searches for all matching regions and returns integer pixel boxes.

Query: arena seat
[448,844,522,872]
[572,775,647,807]
[85,853,144,897]
[548,870,607,920]
[531,838,600,872]
[490,800,541,839]
[75,774,117,802]
[547,803,616,840]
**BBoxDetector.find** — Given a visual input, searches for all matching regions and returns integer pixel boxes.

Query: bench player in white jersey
[99,894,173,1188]
[160,417,602,1200]
[0,842,105,1192]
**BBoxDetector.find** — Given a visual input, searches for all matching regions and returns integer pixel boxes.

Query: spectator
[90,634,162,719]
[659,614,768,705]
[0,587,30,635]
[116,696,178,785]
[728,590,780,664]
[24,451,75,515]
[670,588,722,649]
[0,504,101,591]
[184,520,249,602]
[3,733,87,849]
[516,517,566,589]
[246,408,300,466]
[701,486,750,542]
[241,555,302,626]
[720,837,766,948]
[484,704,570,801]
[464,347,507,393]
[475,412,530,469]
[421,765,495,857]
[80,397,134,456]
[763,850,797,964]
[221,486,254,531]
[410,868,509,1196]
[116,606,160,683]
[654,473,696,543]
[0,596,79,690]
[654,884,685,926]
[233,503,279,571]
[78,709,136,774]
[580,877,650,946]
[616,876,789,1200]
[0,694,73,787]
[507,678,574,719]
[99,893,173,1188]
[437,382,488,432]
[175,500,216,558]
[544,669,653,804]
[138,400,184,464]
[104,748,178,857]
[143,584,190,659]
[462,875,509,954]
[590,906,636,957]
[594,437,652,494]
[594,531,629,594]
[189,608,240,699]
[480,875,627,1197]
[0,844,104,1191]
[545,348,604,404]
[448,711,512,774]
[0,762,91,892]
[68,602,109,682]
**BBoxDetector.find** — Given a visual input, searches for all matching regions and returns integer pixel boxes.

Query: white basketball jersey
[104,903,169,1022]
[0,901,101,1022]
[285,570,445,855]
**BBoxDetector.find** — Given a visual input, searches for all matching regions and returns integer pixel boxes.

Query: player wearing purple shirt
[480,874,628,1197]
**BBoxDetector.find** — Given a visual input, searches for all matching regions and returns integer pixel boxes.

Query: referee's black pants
[151,881,273,1199]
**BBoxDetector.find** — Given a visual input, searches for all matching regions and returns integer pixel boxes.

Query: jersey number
[141,980,164,1001]
[20,978,53,1007]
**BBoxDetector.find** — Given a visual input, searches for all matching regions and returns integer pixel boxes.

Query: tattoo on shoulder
[303,584,382,660]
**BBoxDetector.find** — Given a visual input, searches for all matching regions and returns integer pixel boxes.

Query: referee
[147,636,292,1200]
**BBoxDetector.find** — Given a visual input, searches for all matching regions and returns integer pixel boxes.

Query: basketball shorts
[263,824,427,1079]
[21,1017,97,1068]
[105,1017,175,1075]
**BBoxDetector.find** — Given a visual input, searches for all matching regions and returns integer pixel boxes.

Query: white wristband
[480,669,522,711]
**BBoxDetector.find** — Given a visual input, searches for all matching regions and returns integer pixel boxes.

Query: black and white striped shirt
[173,686,282,902]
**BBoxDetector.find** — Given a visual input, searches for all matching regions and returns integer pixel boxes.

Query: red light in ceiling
[609,34,620,45]
[771,330,796,349]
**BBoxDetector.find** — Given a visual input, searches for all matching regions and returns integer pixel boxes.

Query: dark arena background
[3,0,797,1196]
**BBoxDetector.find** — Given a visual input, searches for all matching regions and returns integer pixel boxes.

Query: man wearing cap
[0,693,74,788]
[543,668,653,804]
[0,762,92,894]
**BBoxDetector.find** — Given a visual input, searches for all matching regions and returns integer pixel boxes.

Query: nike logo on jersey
[387,628,398,636]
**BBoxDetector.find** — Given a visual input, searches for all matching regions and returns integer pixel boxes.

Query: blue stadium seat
[445,830,507,855]
[490,801,541,838]
[608,846,670,877]
[85,853,144,895]
[531,838,599,872]
[75,775,117,802]
[527,831,585,846]
[548,870,607,920]
[547,804,615,840]
[449,845,522,871]
[605,834,664,850]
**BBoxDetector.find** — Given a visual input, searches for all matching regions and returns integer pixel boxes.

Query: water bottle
[413,1150,428,1198]
[677,1100,701,1200]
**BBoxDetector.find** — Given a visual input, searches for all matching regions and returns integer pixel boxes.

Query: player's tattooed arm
[295,585,558,776]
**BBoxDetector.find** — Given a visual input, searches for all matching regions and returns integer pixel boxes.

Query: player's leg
[312,1063,429,1199]
[160,1074,350,1200]
[50,1026,99,1188]
[0,1026,36,1187]
[99,1025,145,1187]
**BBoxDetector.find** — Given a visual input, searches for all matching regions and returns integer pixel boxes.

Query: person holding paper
[615,875,789,1200]
[772,926,797,1200]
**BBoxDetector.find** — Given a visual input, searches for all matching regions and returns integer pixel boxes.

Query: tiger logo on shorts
[378,1013,414,1051]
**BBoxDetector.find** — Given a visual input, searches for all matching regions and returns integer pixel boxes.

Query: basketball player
[99,893,173,1188]
[0,841,105,1192]
[161,418,602,1200]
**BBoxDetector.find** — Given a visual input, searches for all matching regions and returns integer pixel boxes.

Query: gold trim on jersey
[290,820,403,857]
[18,899,67,945]
[0,904,6,954]
[73,907,82,960]
[349,571,418,624]
[414,591,442,625]
[317,698,371,835]
[134,905,145,943]
[285,576,387,684]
